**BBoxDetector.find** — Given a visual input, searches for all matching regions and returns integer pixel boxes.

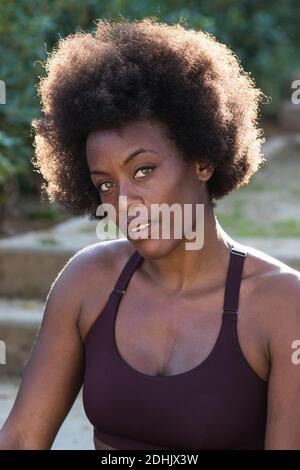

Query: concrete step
[0,298,44,377]
[236,237,300,272]
[0,217,101,298]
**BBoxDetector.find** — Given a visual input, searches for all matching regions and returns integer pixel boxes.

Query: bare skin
[1,119,300,450]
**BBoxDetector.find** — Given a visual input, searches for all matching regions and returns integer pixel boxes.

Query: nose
[117,180,145,226]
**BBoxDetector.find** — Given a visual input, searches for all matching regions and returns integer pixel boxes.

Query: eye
[134,165,156,179]
[97,181,113,193]
[96,164,156,193]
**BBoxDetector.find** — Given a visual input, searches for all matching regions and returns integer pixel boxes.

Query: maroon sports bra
[82,245,268,449]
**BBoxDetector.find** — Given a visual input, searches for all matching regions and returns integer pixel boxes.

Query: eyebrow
[89,148,158,175]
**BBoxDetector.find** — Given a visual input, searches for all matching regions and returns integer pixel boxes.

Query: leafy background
[0,0,300,228]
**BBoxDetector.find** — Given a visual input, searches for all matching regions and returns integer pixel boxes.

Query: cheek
[168,172,201,205]
[147,164,201,206]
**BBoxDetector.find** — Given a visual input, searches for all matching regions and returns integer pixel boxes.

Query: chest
[81,279,269,381]
[114,289,225,376]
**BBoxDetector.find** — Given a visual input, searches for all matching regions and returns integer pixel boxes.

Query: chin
[129,237,181,260]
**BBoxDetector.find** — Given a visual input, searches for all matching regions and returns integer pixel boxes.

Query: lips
[128,220,151,233]
[131,222,151,232]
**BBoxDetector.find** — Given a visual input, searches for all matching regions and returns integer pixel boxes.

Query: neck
[141,206,235,295]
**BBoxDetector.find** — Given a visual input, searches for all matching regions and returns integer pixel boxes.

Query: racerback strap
[222,245,248,320]
[111,250,143,296]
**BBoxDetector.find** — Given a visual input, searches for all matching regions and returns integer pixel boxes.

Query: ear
[195,160,214,182]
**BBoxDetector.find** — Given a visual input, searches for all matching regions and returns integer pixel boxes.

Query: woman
[1,17,300,450]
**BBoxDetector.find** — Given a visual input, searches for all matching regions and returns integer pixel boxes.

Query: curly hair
[31,16,266,220]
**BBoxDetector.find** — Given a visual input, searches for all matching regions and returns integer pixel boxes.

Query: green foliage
[0,0,299,210]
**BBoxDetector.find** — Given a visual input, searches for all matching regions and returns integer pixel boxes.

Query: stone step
[0,217,101,298]
[0,298,44,377]
[236,237,300,272]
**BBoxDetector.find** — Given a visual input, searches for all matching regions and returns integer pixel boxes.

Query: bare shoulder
[63,237,136,342]
[238,241,300,304]
[235,241,300,349]
[67,237,134,274]
[53,237,135,299]
[63,236,135,273]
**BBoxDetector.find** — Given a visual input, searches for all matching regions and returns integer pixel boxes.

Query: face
[86,119,213,259]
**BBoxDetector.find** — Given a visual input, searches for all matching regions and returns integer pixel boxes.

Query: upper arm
[264,272,300,449]
[0,249,90,449]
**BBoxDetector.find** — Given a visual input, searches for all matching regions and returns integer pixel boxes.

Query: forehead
[86,119,171,159]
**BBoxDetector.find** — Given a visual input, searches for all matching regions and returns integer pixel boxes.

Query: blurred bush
[0,0,299,219]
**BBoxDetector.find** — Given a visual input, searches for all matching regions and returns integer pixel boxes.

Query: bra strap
[222,245,248,320]
[111,250,143,296]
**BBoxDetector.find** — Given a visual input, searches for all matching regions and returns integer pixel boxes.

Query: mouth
[129,221,151,233]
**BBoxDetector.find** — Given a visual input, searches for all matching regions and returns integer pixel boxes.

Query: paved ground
[0,381,94,449]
